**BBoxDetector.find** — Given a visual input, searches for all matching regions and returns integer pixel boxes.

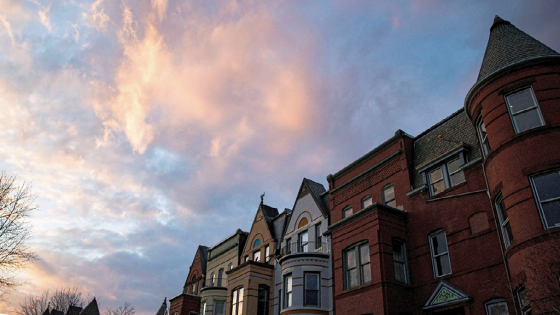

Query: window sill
[340,281,375,296]
[426,181,467,200]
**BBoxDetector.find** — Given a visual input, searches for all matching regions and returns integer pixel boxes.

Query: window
[382,184,396,207]
[218,268,224,286]
[476,116,491,157]
[284,274,292,308]
[343,206,353,219]
[516,286,531,315]
[244,256,248,263]
[505,86,544,133]
[361,195,373,209]
[210,273,215,286]
[343,242,371,289]
[530,169,560,229]
[298,230,308,252]
[202,302,206,315]
[192,283,196,295]
[392,239,409,284]
[286,238,292,255]
[257,285,269,315]
[427,154,466,196]
[253,250,261,262]
[429,230,451,277]
[228,263,234,271]
[215,301,225,315]
[265,245,270,262]
[253,239,261,248]
[232,287,244,315]
[315,224,322,249]
[485,299,509,315]
[304,272,320,306]
[495,194,513,247]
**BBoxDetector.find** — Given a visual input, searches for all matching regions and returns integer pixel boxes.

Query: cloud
[38,4,52,32]
[90,0,110,30]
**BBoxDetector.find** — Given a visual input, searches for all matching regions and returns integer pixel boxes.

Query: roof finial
[260,192,265,204]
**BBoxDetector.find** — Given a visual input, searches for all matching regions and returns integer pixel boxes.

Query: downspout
[481,160,518,315]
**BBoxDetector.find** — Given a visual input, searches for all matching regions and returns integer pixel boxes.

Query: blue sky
[1,0,559,314]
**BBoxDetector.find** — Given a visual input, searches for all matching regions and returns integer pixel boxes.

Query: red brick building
[325,16,559,315]
[170,245,208,315]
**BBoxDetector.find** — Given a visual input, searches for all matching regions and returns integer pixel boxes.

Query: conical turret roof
[477,15,559,82]
[155,298,168,315]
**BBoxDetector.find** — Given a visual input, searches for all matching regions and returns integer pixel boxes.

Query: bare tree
[0,171,37,297]
[18,287,90,315]
[106,302,135,315]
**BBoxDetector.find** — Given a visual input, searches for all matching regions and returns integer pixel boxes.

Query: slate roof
[80,298,100,315]
[272,209,290,251]
[155,298,168,315]
[260,203,280,240]
[411,109,480,189]
[303,178,329,217]
[198,245,209,274]
[477,16,559,83]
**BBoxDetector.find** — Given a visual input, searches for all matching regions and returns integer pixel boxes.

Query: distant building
[42,298,100,315]
[168,16,560,315]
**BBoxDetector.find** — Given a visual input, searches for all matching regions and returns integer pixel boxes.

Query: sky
[0,0,559,314]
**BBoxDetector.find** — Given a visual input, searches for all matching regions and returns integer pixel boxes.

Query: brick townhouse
[168,16,560,315]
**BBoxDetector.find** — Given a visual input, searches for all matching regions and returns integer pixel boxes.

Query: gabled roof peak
[490,15,510,30]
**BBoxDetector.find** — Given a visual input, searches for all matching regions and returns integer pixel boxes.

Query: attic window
[426,154,466,196]
[253,239,261,248]
[298,217,309,229]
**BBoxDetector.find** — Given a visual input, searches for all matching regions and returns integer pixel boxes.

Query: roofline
[413,108,465,140]
[328,129,412,182]
[209,229,248,251]
[464,55,560,118]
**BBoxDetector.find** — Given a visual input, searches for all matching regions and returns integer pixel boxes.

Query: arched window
[253,239,261,248]
[298,217,308,229]
[218,268,224,286]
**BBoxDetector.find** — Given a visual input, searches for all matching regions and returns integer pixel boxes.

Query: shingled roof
[155,298,168,315]
[80,298,100,315]
[477,16,559,82]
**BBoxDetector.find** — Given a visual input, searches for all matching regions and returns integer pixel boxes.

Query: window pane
[507,89,536,114]
[533,171,560,201]
[436,254,451,275]
[387,200,397,207]
[384,186,395,203]
[432,180,446,195]
[505,222,514,244]
[215,302,225,314]
[306,274,319,290]
[287,293,292,307]
[488,302,508,315]
[287,276,292,292]
[362,196,373,208]
[393,242,404,262]
[362,262,371,283]
[542,201,560,227]
[514,108,544,132]
[238,301,243,315]
[344,207,353,218]
[395,262,407,283]
[518,288,529,307]
[348,269,358,288]
[346,250,356,269]
[433,233,448,255]
[254,251,260,262]
[430,168,443,183]
[305,291,318,306]
[239,288,244,301]
[447,158,462,174]
[233,290,238,304]
[450,171,465,186]
[300,232,308,243]
[360,245,370,264]
[232,305,237,315]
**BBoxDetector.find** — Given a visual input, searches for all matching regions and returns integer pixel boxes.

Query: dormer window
[505,86,544,133]
[427,155,466,196]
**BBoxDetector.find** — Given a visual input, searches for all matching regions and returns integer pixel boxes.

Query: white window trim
[428,230,452,278]
[476,115,491,158]
[304,272,320,307]
[283,274,292,309]
[505,86,545,134]
[426,154,467,196]
[495,194,513,247]
[530,169,560,229]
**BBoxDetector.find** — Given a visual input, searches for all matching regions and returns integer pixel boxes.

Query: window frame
[529,169,560,229]
[283,274,292,309]
[342,205,353,219]
[304,272,320,307]
[484,298,509,315]
[298,230,309,252]
[231,286,244,315]
[428,230,452,278]
[315,224,322,249]
[382,184,396,207]
[257,285,269,315]
[361,195,373,209]
[495,194,513,247]
[392,238,410,284]
[476,115,491,158]
[265,245,270,262]
[253,250,261,262]
[285,238,292,255]
[515,285,531,315]
[343,241,371,290]
[505,86,545,134]
[214,301,225,315]
[426,154,466,196]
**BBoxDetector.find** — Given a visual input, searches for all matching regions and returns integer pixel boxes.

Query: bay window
[343,242,371,289]
[304,272,320,306]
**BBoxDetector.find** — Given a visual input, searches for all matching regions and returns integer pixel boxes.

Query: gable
[242,209,276,255]
[424,281,471,310]
[284,193,323,236]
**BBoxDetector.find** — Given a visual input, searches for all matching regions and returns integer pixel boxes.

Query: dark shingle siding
[477,17,559,82]
[412,110,480,188]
